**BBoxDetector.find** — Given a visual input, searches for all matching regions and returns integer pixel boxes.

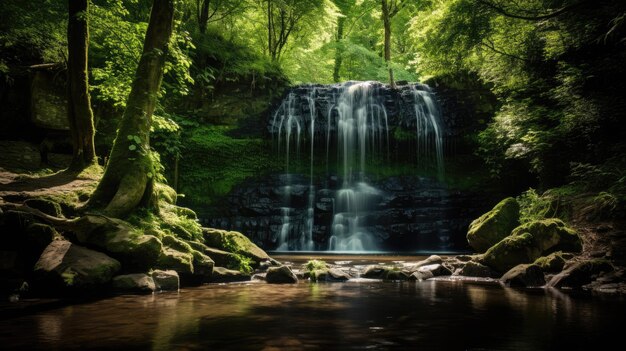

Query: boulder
[481,233,541,272]
[202,228,269,264]
[481,219,581,272]
[210,266,251,283]
[321,268,351,282]
[112,274,156,294]
[533,252,573,273]
[384,270,410,281]
[417,263,452,277]
[455,261,498,278]
[73,215,162,271]
[511,219,581,253]
[362,265,387,279]
[157,247,194,275]
[467,197,520,253]
[548,259,614,288]
[266,265,298,284]
[501,264,545,287]
[24,223,59,250]
[161,235,214,280]
[150,269,179,291]
[34,240,120,290]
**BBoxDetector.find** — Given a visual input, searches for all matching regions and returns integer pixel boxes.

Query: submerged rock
[467,197,520,253]
[112,274,156,294]
[210,266,251,283]
[501,264,545,287]
[266,265,298,284]
[34,240,120,290]
[150,269,179,291]
[362,265,410,280]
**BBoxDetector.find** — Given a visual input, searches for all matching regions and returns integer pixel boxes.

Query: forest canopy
[1,0,624,194]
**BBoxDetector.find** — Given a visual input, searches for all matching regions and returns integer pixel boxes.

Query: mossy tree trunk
[67,0,96,169]
[86,0,174,218]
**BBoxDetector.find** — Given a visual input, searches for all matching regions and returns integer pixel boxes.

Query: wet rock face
[202,175,490,252]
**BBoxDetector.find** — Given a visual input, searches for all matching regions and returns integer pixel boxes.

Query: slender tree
[67,0,96,168]
[380,0,408,88]
[87,0,174,218]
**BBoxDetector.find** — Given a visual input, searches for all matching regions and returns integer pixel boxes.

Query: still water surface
[1,255,625,350]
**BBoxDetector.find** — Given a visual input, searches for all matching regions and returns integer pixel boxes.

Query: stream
[1,254,625,350]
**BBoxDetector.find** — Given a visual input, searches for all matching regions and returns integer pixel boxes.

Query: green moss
[467,197,520,252]
[305,259,328,272]
[481,233,542,272]
[533,251,572,273]
[511,218,582,253]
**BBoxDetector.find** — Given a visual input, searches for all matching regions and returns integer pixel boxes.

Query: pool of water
[1,256,625,350]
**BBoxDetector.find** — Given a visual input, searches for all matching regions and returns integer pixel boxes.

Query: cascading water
[270,81,446,251]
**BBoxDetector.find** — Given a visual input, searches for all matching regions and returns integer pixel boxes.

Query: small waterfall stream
[270,81,446,251]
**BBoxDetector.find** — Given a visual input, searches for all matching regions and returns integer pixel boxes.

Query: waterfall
[270,81,446,251]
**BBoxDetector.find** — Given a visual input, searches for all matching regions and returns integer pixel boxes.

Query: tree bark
[67,0,96,169]
[198,0,210,34]
[333,16,345,83]
[86,0,174,218]
[381,0,395,88]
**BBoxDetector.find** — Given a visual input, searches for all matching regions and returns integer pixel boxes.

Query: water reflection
[1,279,625,350]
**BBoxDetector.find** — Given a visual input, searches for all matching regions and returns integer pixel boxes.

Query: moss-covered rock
[511,218,582,253]
[548,259,614,288]
[150,269,179,291]
[34,240,120,290]
[533,252,573,273]
[481,233,542,272]
[481,219,582,272]
[362,265,410,280]
[112,274,156,294]
[73,215,162,271]
[160,235,214,279]
[155,183,177,205]
[467,197,520,253]
[157,247,194,275]
[266,265,298,284]
[501,264,545,287]
[202,228,269,263]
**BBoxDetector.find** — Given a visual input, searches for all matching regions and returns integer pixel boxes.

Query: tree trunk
[381,0,395,88]
[333,16,345,83]
[67,0,96,169]
[198,0,210,33]
[86,0,174,218]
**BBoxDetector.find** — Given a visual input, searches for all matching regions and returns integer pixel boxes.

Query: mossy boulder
[266,265,298,284]
[501,264,545,287]
[112,274,156,294]
[467,198,520,253]
[160,235,214,279]
[481,219,582,272]
[533,252,574,273]
[72,215,162,271]
[34,240,120,291]
[155,183,178,205]
[481,233,542,272]
[511,219,582,253]
[362,265,410,280]
[548,259,614,288]
[157,247,194,275]
[202,228,269,263]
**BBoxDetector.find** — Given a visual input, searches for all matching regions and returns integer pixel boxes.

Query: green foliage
[305,259,328,272]
[178,125,281,206]
[517,188,552,223]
